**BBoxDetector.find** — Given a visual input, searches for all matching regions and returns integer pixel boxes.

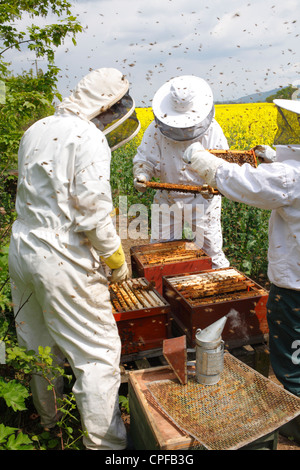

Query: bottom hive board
[128,358,286,451]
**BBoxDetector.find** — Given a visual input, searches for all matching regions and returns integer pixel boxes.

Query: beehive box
[110,278,171,357]
[130,240,212,294]
[162,267,269,349]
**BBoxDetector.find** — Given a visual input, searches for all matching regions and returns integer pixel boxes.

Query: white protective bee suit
[133,76,229,268]
[183,99,300,294]
[183,98,300,441]
[8,68,136,450]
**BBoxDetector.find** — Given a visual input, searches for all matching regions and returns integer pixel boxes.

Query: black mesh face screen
[91,93,134,132]
[91,92,140,150]
[154,106,215,142]
[105,112,140,151]
[273,106,300,145]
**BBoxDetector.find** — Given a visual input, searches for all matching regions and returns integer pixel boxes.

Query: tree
[266,84,298,102]
[0,0,82,77]
[0,0,83,214]
[0,0,83,304]
[0,0,83,165]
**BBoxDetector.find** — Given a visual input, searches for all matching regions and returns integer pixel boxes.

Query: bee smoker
[162,315,228,386]
[195,315,228,385]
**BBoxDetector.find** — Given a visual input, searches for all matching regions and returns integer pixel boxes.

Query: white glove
[134,174,148,193]
[183,142,206,164]
[253,145,276,163]
[200,184,214,200]
[183,143,224,188]
[110,261,129,283]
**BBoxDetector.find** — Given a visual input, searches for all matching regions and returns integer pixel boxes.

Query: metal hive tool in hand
[146,353,300,450]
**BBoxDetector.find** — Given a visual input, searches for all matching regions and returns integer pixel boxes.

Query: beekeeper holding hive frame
[133,75,230,269]
[183,98,300,443]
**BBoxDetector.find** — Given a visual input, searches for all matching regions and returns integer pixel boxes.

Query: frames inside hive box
[109,277,172,357]
[162,267,269,349]
[130,240,212,294]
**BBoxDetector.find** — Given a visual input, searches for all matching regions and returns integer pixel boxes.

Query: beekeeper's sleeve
[215,161,292,210]
[71,123,122,260]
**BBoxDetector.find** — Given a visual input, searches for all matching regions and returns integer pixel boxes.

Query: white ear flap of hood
[56,68,129,121]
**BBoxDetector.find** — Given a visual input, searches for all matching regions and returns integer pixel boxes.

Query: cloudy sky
[6,0,300,106]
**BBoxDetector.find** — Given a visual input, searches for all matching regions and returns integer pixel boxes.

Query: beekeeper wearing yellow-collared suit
[8,68,140,450]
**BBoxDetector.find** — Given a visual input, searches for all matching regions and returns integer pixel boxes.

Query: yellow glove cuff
[102,244,125,270]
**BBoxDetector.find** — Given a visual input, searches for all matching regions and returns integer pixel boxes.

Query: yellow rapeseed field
[215,102,278,149]
[136,102,278,150]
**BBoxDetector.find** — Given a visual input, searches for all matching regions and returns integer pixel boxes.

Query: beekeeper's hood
[152,75,215,141]
[56,68,140,150]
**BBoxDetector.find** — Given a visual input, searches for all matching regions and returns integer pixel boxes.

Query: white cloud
[2,0,299,105]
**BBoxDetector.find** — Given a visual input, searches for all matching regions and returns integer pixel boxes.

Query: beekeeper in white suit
[8,68,139,450]
[183,98,300,442]
[133,75,229,269]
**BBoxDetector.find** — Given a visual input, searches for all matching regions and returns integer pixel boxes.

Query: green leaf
[0,423,18,444]
[23,100,35,109]
[0,378,29,411]
[6,431,34,450]
[48,438,59,448]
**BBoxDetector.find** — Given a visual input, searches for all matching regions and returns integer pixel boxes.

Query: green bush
[221,198,269,284]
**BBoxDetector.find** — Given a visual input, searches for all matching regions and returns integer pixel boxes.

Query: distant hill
[221,88,281,104]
